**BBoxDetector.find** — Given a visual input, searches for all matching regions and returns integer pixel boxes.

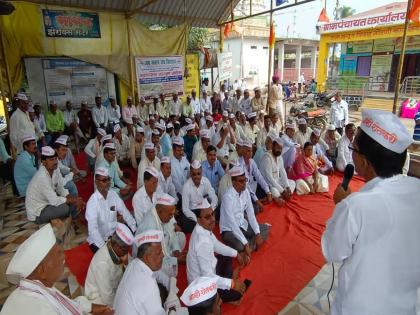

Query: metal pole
[393,0,413,114]
[126,17,136,101]
[267,0,274,92]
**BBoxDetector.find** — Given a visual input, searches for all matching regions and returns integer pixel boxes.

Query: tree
[339,6,355,19]
[188,27,209,51]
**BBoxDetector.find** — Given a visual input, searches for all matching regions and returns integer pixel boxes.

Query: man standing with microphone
[322,109,420,315]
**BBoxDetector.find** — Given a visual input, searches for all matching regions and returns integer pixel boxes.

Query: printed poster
[42,10,101,38]
[135,56,184,101]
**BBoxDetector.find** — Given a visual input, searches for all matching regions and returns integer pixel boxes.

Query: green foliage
[339,6,356,19]
[188,27,209,50]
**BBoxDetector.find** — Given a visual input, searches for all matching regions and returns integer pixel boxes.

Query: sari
[288,151,317,180]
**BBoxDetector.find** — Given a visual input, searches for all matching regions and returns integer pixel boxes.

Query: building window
[263,46,268,49]
[251,45,257,49]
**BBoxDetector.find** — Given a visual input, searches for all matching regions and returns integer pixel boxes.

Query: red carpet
[66,153,365,314]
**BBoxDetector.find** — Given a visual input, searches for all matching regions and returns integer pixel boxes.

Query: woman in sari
[288,142,329,195]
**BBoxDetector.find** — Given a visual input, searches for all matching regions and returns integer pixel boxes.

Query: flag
[276,0,287,6]
[317,8,330,23]
[409,0,420,23]
[224,22,231,38]
[269,22,275,49]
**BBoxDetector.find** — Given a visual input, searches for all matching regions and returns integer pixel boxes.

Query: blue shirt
[414,110,420,141]
[0,137,10,163]
[160,133,172,157]
[202,159,225,193]
[14,151,37,196]
[97,159,126,193]
[183,135,198,162]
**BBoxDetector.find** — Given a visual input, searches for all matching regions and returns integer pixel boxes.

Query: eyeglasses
[348,145,363,155]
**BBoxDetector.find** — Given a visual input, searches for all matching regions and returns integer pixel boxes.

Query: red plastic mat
[70,153,365,314]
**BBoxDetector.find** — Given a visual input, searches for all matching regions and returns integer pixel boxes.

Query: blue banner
[276,0,287,6]
[42,9,101,38]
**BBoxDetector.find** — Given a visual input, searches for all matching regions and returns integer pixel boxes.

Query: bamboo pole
[392,0,413,114]
[126,16,136,101]
[267,0,274,113]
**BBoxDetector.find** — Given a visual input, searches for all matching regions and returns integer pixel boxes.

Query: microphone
[341,164,355,191]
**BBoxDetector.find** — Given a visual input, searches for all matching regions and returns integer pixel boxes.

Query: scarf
[19,279,81,315]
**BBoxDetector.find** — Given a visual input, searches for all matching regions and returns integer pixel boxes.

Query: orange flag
[224,23,231,38]
[409,0,420,23]
[269,22,275,49]
[318,8,330,23]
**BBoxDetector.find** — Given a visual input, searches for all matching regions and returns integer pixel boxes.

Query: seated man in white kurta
[2,224,112,315]
[132,166,159,225]
[135,194,186,278]
[114,230,169,314]
[137,142,161,189]
[85,167,136,253]
[85,223,134,306]
[181,160,218,233]
[187,199,249,304]
[260,137,296,207]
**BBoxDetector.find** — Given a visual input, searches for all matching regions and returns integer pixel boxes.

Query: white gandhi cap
[191,160,201,169]
[181,276,219,307]
[161,156,171,164]
[95,166,109,177]
[156,193,177,206]
[134,230,164,247]
[192,199,211,210]
[115,223,134,246]
[360,109,413,153]
[41,146,55,157]
[144,166,159,178]
[6,224,56,284]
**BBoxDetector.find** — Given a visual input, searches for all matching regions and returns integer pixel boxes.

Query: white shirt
[192,140,207,162]
[84,243,124,306]
[92,105,108,127]
[336,135,353,169]
[168,99,182,116]
[114,134,130,161]
[182,177,218,222]
[199,97,212,113]
[63,109,79,127]
[132,186,156,224]
[170,156,190,194]
[137,157,161,189]
[84,138,101,159]
[219,186,260,245]
[10,108,37,153]
[294,127,313,148]
[114,258,165,315]
[1,279,91,315]
[322,175,420,315]
[256,127,273,148]
[191,97,201,114]
[157,172,178,201]
[85,189,136,248]
[330,100,349,128]
[107,105,121,124]
[187,224,236,288]
[239,97,252,115]
[260,152,290,195]
[239,157,270,202]
[122,105,138,124]
[25,165,68,221]
[212,132,231,158]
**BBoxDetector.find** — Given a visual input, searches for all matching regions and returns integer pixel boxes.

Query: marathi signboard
[42,10,101,38]
[135,56,184,101]
[395,36,420,53]
[373,38,395,53]
[217,52,233,82]
[346,40,373,54]
[320,11,405,34]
